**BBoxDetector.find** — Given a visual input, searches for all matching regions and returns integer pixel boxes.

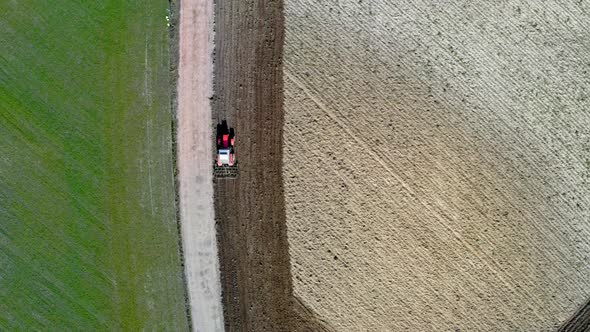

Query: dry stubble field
[283,1,590,331]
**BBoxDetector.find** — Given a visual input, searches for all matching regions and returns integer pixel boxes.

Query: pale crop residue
[283,0,590,331]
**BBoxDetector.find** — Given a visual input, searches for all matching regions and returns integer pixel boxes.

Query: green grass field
[0,1,189,329]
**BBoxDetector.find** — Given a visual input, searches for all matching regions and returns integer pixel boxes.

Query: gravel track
[176,0,224,330]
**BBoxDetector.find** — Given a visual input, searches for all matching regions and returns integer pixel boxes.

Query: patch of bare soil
[560,299,590,332]
[212,0,296,331]
[283,0,590,331]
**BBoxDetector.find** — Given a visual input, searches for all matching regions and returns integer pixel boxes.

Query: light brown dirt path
[176,0,224,330]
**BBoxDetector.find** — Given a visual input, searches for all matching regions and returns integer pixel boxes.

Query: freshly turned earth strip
[176,0,224,330]
[212,0,296,330]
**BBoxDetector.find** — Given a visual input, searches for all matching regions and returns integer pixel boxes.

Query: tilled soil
[283,0,590,331]
[209,1,336,330]
[560,299,590,332]
[211,0,589,331]
[212,0,294,331]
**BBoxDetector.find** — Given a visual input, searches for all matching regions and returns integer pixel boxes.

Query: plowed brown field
[213,0,292,330]
[283,0,590,331]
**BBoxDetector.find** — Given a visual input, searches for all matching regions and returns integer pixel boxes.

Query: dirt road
[176,0,224,330]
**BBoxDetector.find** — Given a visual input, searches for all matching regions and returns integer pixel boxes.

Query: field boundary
[167,0,193,330]
[176,0,225,330]
[291,296,337,332]
[559,299,590,332]
[211,0,332,330]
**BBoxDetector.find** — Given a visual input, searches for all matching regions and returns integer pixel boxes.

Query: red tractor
[216,120,236,167]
